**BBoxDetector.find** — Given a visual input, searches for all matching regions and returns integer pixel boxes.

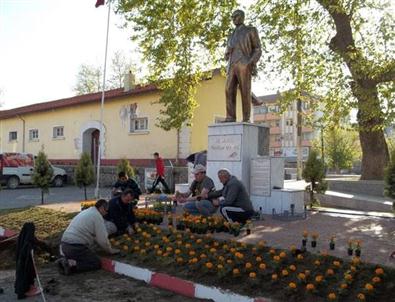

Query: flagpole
[95,1,111,198]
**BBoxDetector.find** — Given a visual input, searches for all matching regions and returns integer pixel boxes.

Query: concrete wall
[327,179,384,197]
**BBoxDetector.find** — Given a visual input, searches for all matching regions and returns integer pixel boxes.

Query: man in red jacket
[149,152,171,193]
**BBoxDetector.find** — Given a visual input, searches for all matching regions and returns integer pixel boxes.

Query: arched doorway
[82,128,100,166]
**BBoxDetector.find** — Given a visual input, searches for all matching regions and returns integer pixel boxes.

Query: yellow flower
[226,259,233,264]
[273,255,281,262]
[289,265,297,271]
[306,283,315,291]
[256,256,262,262]
[269,249,276,255]
[271,274,278,281]
[297,254,304,260]
[210,248,217,253]
[196,239,202,244]
[205,262,213,269]
[166,247,173,252]
[185,243,191,249]
[372,276,381,283]
[249,272,257,279]
[328,293,336,300]
[298,273,306,280]
[233,268,240,275]
[218,256,225,262]
[314,260,321,266]
[259,263,266,270]
[375,268,384,275]
[200,254,207,259]
[290,245,297,251]
[175,249,181,255]
[279,251,287,258]
[344,274,353,281]
[217,264,224,270]
[282,269,289,276]
[189,250,196,256]
[245,262,253,269]
[364,283,374,291]
[357,293,366,301]
[122,245,129,251]
[190,257,198,264]
[288,282,297,289]
[222,244,229,250]
[333,260,341,267]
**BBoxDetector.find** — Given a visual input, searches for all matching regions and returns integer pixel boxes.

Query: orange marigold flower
[256,256,262,262]
[245,262,253,269]
[273,255,281,262]
[176,257,183,263]
[304,270,311,276]
[189,250,196,256]
[306,283,315,291]
[375,268,384,275]
[157,250,162,256]
[205,262,213,269]
[340,283,348,289]
[185,243,191,249]
[233,268,240,275]
[315,275,323,283]
[210,248,217,253]
[166,247,173,252]
[230,248,236,253]
[154,244,160,249]
[365,283,374,291]
[190,257,198,263]
[297,254,304,260]
[269,249,276,255]
[344,274,353,281]
[350,266,357,272]
[122,245,129,251]
[175,249,181,254]
[272,274,278,281]
[217,264,224,269]
[357,293,366,301]
[352,257,361,265]
[259,263,266,270]
[290,245,297,251]
[218,256,225,262]
[196,239,202,244]
[288,282,297,289]
[213,241,220,247]
[333,260,341,267]
[326,269,334,276]
[249,272,257,279]
[328,293,336,300]
[314,260,321,266]
[282,269,289,276]
[303,230,308,238]
[226,259,233,264]
[200,253,207,259]
[235,252,244,259]
[289,265,297,271]
[222,244,229,250]
[257,240,266,248]
[372,276,381,283]
[279,251,287,258]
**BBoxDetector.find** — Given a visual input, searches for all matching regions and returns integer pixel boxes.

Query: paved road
[0,185,112,210]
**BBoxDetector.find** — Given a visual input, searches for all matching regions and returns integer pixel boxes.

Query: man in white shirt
[58,199,119,275]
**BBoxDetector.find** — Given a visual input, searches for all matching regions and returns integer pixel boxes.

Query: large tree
[73,64,102,95]
[115,0,394,179]
[109,50,137,88]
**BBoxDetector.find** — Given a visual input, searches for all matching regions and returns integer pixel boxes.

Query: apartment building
[253,93,316,163]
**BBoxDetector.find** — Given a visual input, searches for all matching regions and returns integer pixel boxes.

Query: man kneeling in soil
[104,189,138,236]
[58,199,120,275]
[176,164,217,216]
[204,169,254,224]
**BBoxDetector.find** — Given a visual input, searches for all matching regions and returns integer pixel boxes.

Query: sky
[0,0,275,110]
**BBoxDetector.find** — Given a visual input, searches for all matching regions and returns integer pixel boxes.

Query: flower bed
[81,200,96,210]
[135,209,163,225]
[110,223,394,302]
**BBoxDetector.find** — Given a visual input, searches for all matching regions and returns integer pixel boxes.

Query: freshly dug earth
[0,265,205,302]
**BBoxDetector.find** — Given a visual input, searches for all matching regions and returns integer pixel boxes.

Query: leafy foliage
[302,149,327,206]
[116,158,135,179]
[384,150,395,208]
[73,64,102,95]
[32,150,54,204]
[75,152,95,200]
[115,0,237,130]
[109,50,137,88]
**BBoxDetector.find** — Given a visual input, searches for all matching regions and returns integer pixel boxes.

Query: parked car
[0,152,67,189]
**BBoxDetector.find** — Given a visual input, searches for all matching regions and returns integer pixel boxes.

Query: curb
[100,257,272,302]
[0,226,17,238]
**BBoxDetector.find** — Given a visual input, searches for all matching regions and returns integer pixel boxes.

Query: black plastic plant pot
[355,249,361,257]
[233,230,240,237]
[330,242,335,250]
[302,239,307,247]
[347,248,353,256]
[311,241,317,248]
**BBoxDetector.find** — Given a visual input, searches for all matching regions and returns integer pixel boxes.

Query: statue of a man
[224,9,262,122]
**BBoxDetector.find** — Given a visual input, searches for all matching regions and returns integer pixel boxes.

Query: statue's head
[232,9,245,26]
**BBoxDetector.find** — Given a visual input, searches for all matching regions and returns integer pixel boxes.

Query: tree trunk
[41,190,44,205]
[84,185,87,201]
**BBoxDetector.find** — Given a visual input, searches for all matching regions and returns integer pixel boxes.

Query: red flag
[95,0,105,7]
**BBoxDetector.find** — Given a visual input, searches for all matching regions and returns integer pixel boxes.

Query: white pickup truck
[0,152,67,189]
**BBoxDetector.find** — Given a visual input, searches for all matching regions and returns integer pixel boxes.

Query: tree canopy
[114,0,394,179]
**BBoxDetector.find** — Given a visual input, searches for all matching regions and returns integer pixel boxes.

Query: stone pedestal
[206,122,269,192]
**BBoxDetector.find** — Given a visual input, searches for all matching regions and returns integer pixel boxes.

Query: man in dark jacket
[104,189,138,236]
[206,168,254,224]
[112,171,141,199]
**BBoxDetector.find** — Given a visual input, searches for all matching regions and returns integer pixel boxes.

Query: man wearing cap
[176,164,217,216]
[203,169,254,224]
[58,199,120,275]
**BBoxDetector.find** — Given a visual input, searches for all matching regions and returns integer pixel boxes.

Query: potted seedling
[347,240,353,256]
[302,230,308,249]
[355,240,362,257]
[246,220,252,235]
[329,236,335,250]
[311,233,319,248]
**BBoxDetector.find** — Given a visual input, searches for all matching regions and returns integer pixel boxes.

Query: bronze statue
[224,9,262,122]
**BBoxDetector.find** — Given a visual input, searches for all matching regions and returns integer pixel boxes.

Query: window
[253,106,267,114]
[130,117,148,132]
[29,129,39,141]
[286,119,294,126]
[9,131,17,141]
[303,132,313,140]
[53,126,64,138]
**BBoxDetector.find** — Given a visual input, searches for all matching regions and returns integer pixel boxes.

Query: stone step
[315,190,394,213]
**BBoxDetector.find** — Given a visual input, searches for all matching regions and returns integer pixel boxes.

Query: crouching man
[206,169,254,224]
[58,199,120,275]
